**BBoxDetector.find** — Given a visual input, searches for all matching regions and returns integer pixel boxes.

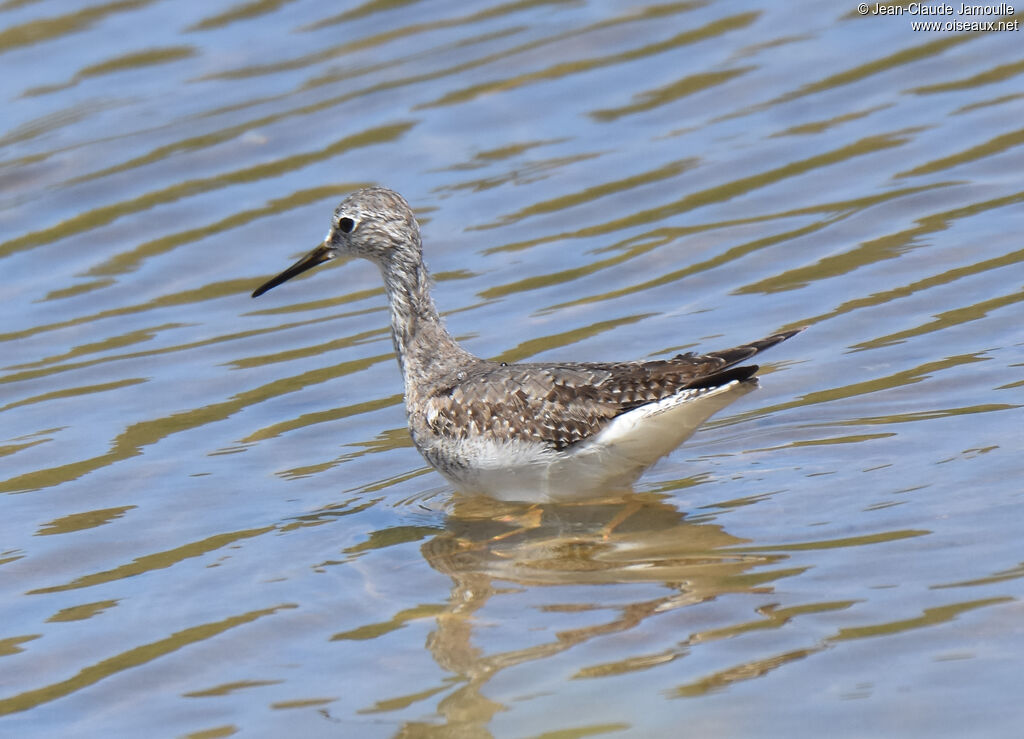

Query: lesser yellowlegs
[253,187,801,500]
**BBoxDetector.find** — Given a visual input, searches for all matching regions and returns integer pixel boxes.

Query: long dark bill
[252,243,335,298]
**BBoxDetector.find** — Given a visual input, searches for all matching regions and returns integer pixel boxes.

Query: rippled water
[3,0,1023,736]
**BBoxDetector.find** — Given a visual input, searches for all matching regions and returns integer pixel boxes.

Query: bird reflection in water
[382,491,797,732]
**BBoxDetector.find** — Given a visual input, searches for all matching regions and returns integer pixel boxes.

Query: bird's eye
[337,217,356,233]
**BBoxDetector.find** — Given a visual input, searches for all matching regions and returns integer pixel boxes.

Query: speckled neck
[379,249,476,391]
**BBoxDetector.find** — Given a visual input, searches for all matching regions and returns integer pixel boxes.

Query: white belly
[426,380,756,502]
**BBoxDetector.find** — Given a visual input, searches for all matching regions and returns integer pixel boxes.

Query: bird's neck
[380,256,475,387]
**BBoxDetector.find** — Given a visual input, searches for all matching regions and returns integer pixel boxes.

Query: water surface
[2,0,1023,736]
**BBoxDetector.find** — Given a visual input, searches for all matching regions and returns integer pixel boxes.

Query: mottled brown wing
[424,329,802,450]
[424,365,617,449]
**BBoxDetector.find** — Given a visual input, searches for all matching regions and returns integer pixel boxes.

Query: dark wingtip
[698,326,805,372]
[741,326,807,355]
[687,364,759,390]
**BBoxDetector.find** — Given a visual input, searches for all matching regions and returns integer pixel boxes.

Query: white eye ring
[337,217,357,233]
